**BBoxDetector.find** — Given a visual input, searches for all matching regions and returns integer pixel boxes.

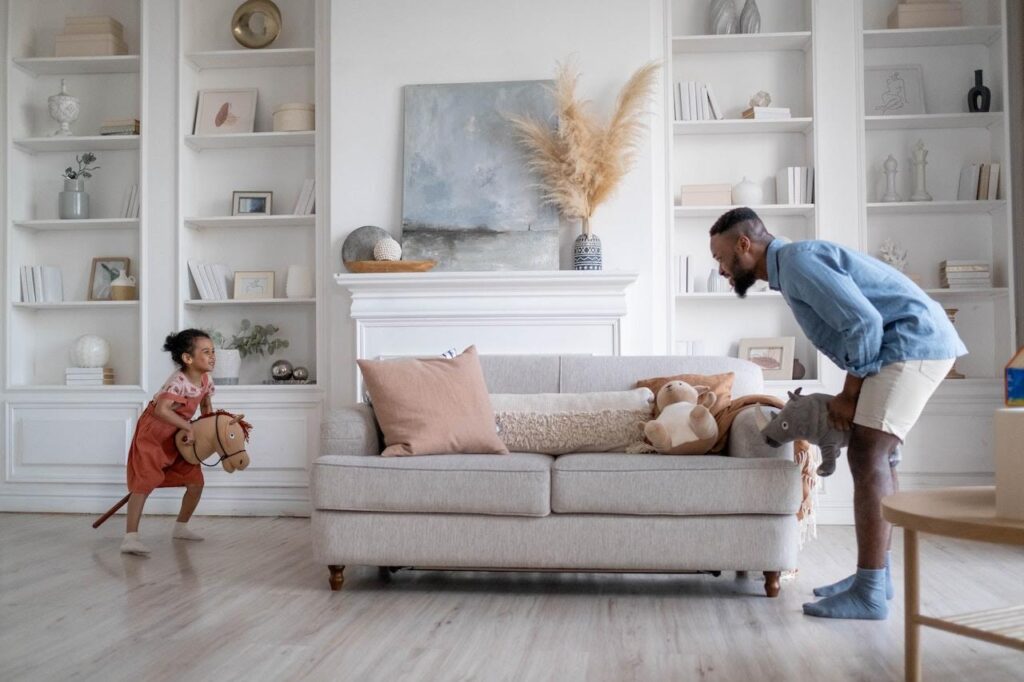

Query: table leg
[905,529,920,682]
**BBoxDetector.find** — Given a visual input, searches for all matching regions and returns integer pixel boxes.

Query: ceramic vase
[285,265,314,298]
[59,178,89,219]
[48,79,80,137]
[709,0,738,35]
[739,0,761,34]
[573,233,603,271]
[732,177,762,205]
[213,349,241,385]
[967,69,991,113]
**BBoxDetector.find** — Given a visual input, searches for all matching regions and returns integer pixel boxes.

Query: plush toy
[643,380,719,455]
[175,410,253,472]
[754,388,901,476]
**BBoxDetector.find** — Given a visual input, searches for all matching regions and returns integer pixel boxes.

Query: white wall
[328,0,667,406]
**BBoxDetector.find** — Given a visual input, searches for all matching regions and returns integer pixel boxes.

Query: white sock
[173,522,204,541]
[121,532,151,555]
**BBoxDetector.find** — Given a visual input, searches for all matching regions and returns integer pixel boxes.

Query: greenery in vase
[206,319,289,359]
[62,152,100,181]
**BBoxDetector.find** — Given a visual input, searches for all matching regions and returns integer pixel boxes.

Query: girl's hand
[181,426,196,445]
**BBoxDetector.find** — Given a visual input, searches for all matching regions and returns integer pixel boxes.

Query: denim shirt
[766,238,967,378]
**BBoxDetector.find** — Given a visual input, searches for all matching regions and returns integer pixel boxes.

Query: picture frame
[864,65,926,116]
[232,191,273,216]
[193,88,258,135]
[233,270,275,300]
[88,257,131,301]
[738,336,795,381]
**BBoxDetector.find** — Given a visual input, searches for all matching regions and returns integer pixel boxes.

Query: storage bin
[273,103,315,132]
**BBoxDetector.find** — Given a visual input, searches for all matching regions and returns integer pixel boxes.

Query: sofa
[311,355,802,596]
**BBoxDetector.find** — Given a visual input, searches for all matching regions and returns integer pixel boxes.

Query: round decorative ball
[342,225,392,266]
[70,334,110,368]
[271,359,294,381]
[749,90,772,108]
[292,366,309,381]
[373,237,402,261]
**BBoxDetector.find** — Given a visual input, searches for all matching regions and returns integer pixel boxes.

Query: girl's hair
[163,329,211,369]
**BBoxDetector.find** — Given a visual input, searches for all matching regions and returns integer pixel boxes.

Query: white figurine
[881,154,902,203]
[910,139,932,202]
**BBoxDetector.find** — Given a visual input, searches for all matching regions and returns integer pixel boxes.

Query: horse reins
[186,413,247,468]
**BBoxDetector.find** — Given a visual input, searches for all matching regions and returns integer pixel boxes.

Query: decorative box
[63,15,125,39]
[55,33,129,57]
[679,183,732,206]
[1007,347,1024,406]
[272,103,315,132]
[887,2,962,29]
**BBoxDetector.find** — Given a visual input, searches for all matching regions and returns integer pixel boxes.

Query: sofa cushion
[311,452,553,517]
[551,453,801,515]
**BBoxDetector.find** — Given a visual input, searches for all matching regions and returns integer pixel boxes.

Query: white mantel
[334,271,639,398]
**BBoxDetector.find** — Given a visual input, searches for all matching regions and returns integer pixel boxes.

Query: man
[709,207,966,620]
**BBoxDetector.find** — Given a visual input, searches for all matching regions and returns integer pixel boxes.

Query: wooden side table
[882,487,1024,682]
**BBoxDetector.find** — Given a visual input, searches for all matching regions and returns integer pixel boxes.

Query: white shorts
[853,358,956,442]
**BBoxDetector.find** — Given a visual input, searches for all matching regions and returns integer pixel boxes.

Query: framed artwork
[194,88,258,135]
[864,65,925,116]
[738,336,795,381]
[88,257,130,301]
[233,271,274,299]
[232,190,273,215]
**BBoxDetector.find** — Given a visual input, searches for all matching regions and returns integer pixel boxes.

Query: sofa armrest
[321,404,382,457]
[727,405,794,461]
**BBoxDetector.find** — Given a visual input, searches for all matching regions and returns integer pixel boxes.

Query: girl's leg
[173,484,205,541]
[125,492,148,533]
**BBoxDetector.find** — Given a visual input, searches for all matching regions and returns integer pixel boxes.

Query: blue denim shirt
[766,238,967,377]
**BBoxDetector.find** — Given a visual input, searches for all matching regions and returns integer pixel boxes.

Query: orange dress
[126,372,214,494]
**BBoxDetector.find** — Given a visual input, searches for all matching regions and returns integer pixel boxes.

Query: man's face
[710,231,758,298]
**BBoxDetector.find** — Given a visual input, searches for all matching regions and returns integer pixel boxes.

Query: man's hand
[827,393,857,432]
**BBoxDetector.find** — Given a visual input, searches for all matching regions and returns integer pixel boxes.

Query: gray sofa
[311,355,801,596]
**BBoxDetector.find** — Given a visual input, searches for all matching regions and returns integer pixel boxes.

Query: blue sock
[813,550,894,600]
[803,567,889,620]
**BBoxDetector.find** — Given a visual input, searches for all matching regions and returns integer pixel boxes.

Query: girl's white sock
[173,522,204,541]
[120,532,151,555]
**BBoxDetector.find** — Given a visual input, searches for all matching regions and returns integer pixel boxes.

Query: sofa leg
[328,565,345,591]
[763,571,781,598]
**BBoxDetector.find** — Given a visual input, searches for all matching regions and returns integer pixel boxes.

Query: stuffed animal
[175,410,253,472]
[643,380,719,455]
[754,388,901,476]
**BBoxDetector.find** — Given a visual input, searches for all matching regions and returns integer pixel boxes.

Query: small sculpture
[967,69,991,113]
[373,236,402,261]
[910,139,932,202]
[709,0,738,35]
[881,154,901,203]
[271,358,294,380]
[292,366,310,381]
[749,90,771,108]
[739,0,761,34]
[48,79,80,137]
[878,239,908,273]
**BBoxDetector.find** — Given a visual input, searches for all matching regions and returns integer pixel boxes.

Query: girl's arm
[153,398,195,441]
[200,394,213,416]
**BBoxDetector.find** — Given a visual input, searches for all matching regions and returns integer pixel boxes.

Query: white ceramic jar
[272,103,314,132]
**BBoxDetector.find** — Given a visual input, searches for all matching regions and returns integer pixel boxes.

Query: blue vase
[573,233,603,271]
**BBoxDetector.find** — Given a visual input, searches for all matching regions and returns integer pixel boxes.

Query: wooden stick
[92,493,131,529]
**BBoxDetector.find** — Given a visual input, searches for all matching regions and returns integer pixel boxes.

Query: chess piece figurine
[881,154,902,203]
[910,139,932,202]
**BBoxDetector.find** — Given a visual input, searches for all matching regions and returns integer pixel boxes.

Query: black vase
[968,69,991,113]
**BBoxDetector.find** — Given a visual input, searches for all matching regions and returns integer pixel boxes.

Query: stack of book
[940,260,992,289]
[957,163,1000,201]
[54,15,129,57]
[775,167,814,204]
[679,183,732,206]
[66,367,115,386]
[741,106,791,120]
[292,179,316,215]
[20,266,63,303]
[675,255,693,294]
[101,118,140,136]
[120,183,140,218]
[188,260,232,300]
[888,1,962,29]
[673,82,723,122]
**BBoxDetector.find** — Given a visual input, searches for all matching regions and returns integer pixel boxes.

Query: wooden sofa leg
[763,571,781,598]
[328,565,345,591]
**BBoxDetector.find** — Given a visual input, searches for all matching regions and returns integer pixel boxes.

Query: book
[705,84,723,120]
[698,85,709,121]
[66,367,114,375]
[211,263,232,299]
[304,180,316,214]
[20,267,33,303]
[187,260,212,300]
[742,106,791,119]
[31,267,44,303]
[687,81,697,122]
[987,163,1000,200]
[293,179,314,215]
[41,266,63,303]
[957,164,980,200]
[673,82,681,121]
[978,164,991,200]
[199,263,222,300]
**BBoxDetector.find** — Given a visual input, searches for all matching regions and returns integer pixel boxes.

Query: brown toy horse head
[175,410,252,472]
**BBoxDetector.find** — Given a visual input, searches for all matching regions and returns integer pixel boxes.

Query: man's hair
[709,207,771,243]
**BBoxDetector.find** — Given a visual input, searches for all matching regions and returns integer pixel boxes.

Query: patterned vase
[739,0,761,34]
[573,233,603,271]
[709,0,738,35]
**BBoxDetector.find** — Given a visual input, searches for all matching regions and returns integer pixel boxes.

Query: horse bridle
[187,413,247,468]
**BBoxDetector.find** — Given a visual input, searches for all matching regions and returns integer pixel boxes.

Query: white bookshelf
[184,131,315,151]
[183,298,316,308]
[672,31,811,53]
[675,204,815,218]
[673,118,813,135]
[184,214,315,230]
[13,217,140,231]
[185,47,314,71]
[13,134,140,153]
[866,200,1005,215]
[13,55,140,75]
[863,25,1001,49]
[864,112,1003,130]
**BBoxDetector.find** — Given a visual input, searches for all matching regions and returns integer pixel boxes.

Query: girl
[121,329,216,555]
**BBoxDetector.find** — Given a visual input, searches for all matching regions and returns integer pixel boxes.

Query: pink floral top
[155,371,215,405]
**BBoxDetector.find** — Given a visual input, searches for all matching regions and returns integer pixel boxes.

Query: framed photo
[232,190,273,215]
[738,336,795,381]
[193,88,258,135]
[88,257,130,301]
[233,271,275,300]
[864,65,925,116]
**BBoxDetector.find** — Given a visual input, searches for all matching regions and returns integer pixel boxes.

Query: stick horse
[93,411,252,528]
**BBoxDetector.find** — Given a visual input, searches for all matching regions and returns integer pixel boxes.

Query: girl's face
[184,337,216,373]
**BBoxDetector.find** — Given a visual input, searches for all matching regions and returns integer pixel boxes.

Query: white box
[888,2,962,29]
[63,16,125,39]
[55,33,128,57]
[995,408,1024,520]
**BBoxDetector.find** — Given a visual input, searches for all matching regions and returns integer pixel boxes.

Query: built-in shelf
[866,200,1006,215]
[6,384,144,393]
[12,301,139,310]
[184,298,316,308]
[184,215,315,230]
[675,204,814,218]
[674,118,813,135]
[925,288,1008,299]
[215,383,321,394]
[675,291,778,300]
[863,26,1001,49]
[185,48,314,70]
[13,135,140,153]
[185,131,315,151]
[672,31,811,54]
[13,218,139,232]
[12,55,140,76]
[865,112,1002,131]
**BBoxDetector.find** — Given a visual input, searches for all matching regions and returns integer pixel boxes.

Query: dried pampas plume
[510,60,660,235]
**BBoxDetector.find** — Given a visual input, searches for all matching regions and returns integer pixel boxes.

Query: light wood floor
[1,514,1022,682]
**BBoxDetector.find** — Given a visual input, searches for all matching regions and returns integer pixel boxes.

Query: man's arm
[828,373,865,431]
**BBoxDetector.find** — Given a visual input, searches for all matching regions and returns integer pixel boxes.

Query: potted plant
[207,320,289,385]
[60,152,100,219]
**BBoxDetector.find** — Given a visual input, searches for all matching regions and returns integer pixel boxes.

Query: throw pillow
[635,371,734,418]
[357,345,509,457]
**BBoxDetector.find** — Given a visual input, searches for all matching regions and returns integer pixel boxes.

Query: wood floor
[1,514,1022,682]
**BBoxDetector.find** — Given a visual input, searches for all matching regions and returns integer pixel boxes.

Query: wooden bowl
[343,260,437,273]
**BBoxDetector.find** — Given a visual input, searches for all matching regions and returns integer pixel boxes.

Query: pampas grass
[511,60,660,235]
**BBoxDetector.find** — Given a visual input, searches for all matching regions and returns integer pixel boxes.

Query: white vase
[213,348,241,385]
[732,177,763,205]
[285,265,314,298]
[48,79,80,137]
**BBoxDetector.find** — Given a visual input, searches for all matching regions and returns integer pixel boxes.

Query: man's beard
[731,261,758,298]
